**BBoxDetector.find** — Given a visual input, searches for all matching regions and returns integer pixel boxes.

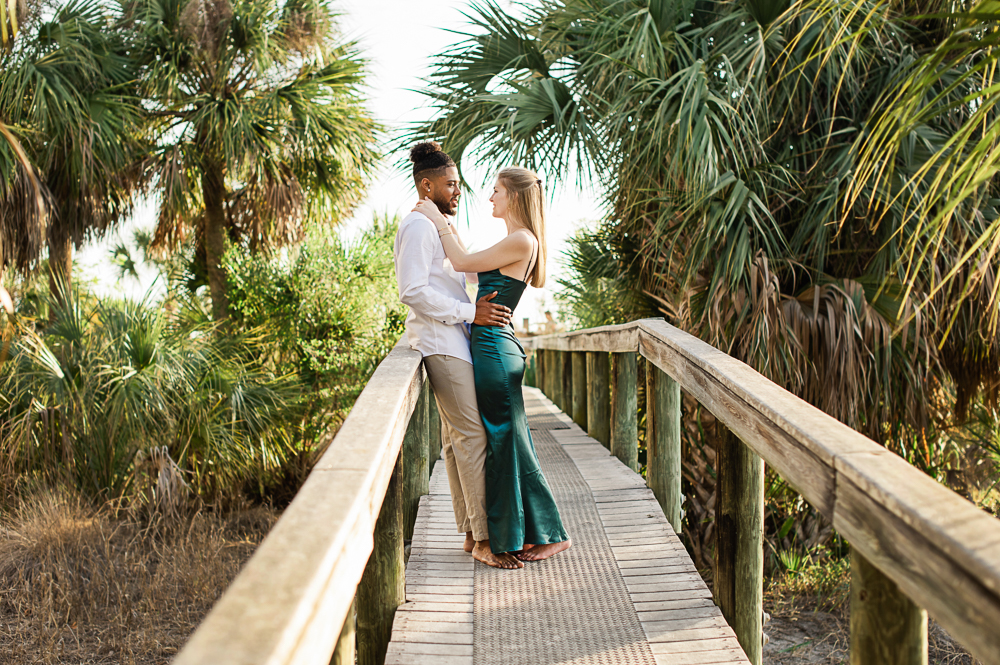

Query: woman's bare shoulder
[505,228,537,250]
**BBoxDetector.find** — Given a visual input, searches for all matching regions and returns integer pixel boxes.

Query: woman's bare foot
[515,539,572,561]
[473,541,523,569]
[464,532,474,553]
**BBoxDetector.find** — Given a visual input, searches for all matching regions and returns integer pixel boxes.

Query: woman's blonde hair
[497,166,546,287]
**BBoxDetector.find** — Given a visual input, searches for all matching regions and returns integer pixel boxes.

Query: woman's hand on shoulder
[413,199,448,229]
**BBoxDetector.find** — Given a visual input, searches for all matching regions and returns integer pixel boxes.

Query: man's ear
[419,177,432,198]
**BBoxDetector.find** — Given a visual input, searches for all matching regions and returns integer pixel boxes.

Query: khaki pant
[423,354,489,541]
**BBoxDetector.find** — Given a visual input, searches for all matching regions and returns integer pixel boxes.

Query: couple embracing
[393,141,572,570]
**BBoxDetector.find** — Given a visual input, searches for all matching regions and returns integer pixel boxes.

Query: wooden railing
[174,341,439,665]
[172,320,1000,665]
[523,319,1000,665]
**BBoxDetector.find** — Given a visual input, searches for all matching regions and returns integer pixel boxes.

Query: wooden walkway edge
[386,387,749,665]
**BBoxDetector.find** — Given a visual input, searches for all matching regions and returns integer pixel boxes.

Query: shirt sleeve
[396,218,477,325]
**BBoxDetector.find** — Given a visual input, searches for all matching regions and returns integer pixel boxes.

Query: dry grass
[0,489,278,664]
[764,560,980,664]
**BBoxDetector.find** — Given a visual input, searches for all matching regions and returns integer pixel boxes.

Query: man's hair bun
[410,141,456,178]
[410,141,443,163]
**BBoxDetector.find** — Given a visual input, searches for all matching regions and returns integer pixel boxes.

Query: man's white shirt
[394,210,476,364]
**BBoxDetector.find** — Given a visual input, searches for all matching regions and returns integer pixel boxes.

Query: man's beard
[432,193,459,216]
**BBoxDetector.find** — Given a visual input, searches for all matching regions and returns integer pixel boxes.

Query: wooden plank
[714,425,763,665]
[391,616,473,634]
[358,453,406,665]
[389,631,473,645]
[653,649,748,664]
[406,594,473,604]
[176,341,425,665]
[833,460,1000,661]
[621,566,697,578]
[638,606,724,622]
[630,588,714,602]
[572,351,588,428]
[850,549,927,664]
[647,363,683,532]
[332,597,355,665]
[648,637,743,654]
[561,349,573,414]
[587,351,612,449]
[383,642,472,656]
[626,580,710,594]
[611,351,639,472]
[633,598,719,612]
[520,320,643,353]
[391,607,471,623]
[384,655,471,665]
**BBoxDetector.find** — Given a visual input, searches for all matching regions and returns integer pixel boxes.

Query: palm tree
[0,0,45,284]
[124,0,379,320]
[0,0,149,303]
[410,0,1000,445]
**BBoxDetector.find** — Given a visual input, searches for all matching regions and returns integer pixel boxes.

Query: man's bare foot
[515,539,572,561]
[473,541,523,569]
[464,532,474,553]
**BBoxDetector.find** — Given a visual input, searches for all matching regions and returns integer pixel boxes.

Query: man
[393,141,518,569]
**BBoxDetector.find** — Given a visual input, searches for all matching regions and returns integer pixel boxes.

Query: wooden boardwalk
[386,387,749,665]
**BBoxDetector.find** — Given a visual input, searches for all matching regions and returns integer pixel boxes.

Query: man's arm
[396,219,511,326]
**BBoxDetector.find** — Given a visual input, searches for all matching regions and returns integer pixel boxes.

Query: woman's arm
[413,199,532,274]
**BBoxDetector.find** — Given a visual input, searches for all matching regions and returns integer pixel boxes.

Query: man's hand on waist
[474,292,513,327]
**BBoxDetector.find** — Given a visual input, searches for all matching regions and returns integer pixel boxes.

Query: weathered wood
[611,352,638,472]
[636,319,1000,662]
[586,352,610,448]
[358,452,406,665]
[332,597,356,665]
[832,451,1000,662]
[551,350,564,410]
[175,342,423,665]
[403,385,430,541]
[427,382,442,471]
[520,320,643,353]
[561,349,574,414]
[646,363,682,533]
[715,426,763,665]
[850,549,927,665]
[535,349,545,399]
[529,349,538,388]
[571,351,588,428]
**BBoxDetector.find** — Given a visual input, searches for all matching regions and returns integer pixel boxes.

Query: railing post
[610,351,638,472]
[538,349,547,397]
[357,451,405,665]
[587,352,611,449]
[551,351,564,408]
[332,597,356,665]
[850,550,928,665]
[715,425,764,665]
[561,350,573,414]
[402,386,429,541]
[427,381,442,470]
[571,351,588,428]
[524,350,534,387]
[646,363,682,532]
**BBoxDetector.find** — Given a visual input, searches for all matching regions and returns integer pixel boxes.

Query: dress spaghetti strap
[523,240,537,283]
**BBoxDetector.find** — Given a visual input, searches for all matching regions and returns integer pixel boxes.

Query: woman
[413,166,572,570]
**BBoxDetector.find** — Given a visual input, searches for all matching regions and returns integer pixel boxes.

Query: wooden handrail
[175,340,424,665]
[524,319,1000,664]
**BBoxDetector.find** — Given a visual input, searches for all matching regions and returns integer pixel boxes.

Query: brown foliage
[0,490,277,664]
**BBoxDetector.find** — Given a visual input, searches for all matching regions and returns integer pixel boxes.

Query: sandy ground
[762,609,977,664]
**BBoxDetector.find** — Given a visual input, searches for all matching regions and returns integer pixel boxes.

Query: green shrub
[0,291,299,501]
[224,217,406,497]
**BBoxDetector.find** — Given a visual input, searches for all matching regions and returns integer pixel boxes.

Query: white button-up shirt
[394,210,477,364]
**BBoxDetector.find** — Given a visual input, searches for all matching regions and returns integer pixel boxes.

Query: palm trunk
[201,165,229,321]
[47,230,72,306]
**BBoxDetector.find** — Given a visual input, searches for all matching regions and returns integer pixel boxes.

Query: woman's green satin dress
[471,268,569,554]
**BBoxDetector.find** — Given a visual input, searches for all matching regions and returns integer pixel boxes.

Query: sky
[78,0,605,330]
